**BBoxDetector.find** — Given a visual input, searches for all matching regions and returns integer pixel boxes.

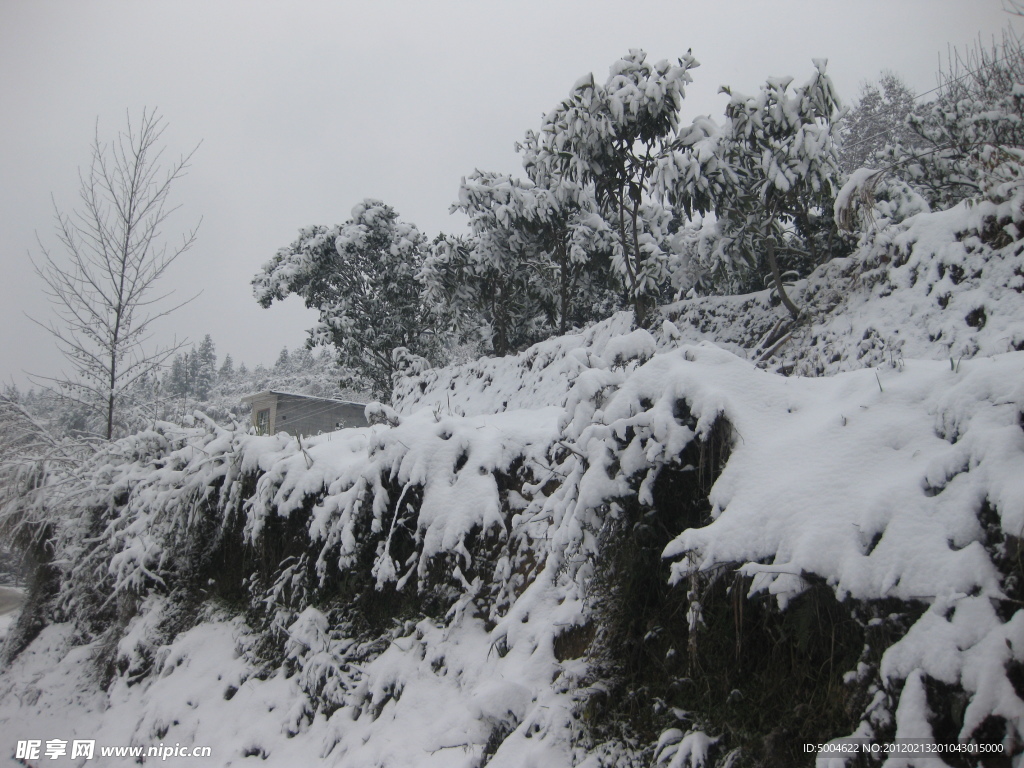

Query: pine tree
[291,346,314,370]
[275,347,291,371]
[194,335,217,400]
[219,353,234,380]
[166,353,189,398]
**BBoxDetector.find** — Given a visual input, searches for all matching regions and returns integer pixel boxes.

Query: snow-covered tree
[419,232,538,357]
[253,200,437,399]
[274,346,290,371]
[290,346,314,371]
[711,62,843,316]
[431,158,621,355]
[194,335,217,400]
[536,49,698,328]
[838,71,920,174]
[882,31,1024,210]
[165,352,190,398]
[218,353,234,380]
[517,130,625,332]
[162,337,215,401]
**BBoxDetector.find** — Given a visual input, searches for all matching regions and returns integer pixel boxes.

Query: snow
[655,729,719,768]
[2,193,1024,764]
[662,351,1019,606]
[0,587,22,648]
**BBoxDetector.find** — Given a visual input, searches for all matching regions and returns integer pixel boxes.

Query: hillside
[0,194,1023,766]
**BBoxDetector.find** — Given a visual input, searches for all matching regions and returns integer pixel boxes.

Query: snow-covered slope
[1,196,1023,766]
[395,195,1024,422]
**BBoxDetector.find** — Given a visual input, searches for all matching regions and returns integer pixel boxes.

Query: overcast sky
[0,0,1014,392]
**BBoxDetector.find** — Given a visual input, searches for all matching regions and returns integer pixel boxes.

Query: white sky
[0,0,1014,391]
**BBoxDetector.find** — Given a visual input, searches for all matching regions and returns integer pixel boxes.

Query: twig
[753,318,788,356]
[296,435,313,469]
[757,331,794,364]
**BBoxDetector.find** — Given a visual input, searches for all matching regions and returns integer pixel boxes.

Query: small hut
[241,391,367,436]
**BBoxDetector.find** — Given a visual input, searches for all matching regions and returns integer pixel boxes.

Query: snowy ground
[1,346,1021,765]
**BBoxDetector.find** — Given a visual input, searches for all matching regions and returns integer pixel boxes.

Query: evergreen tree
[185,349,201,398]
[253,199,438,399]
[275,346,290,371]
[166,353,189,398]
[291,346,315,370]
[535,49,698,328]
[219,353,234,380]
[194,335,217,400]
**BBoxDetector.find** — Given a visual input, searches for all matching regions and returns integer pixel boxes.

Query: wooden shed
[241,391,368,436]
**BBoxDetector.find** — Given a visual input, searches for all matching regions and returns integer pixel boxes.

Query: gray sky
[0,0,1013,391]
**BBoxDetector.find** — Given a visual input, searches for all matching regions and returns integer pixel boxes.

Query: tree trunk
[630,198,651,329]
[559,255,568,336]
[766,239,801,319]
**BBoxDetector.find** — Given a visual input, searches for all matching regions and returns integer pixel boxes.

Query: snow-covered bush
[882,31,1024,211]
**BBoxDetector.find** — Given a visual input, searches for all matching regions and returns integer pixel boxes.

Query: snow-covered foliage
[423,169,619,356]
[678,62,845,317]
[4,184,1024,765]
[253,200,437,398]
[807,179,1024,374]
[881,31,1024,211]
[405,175,1024,406]
[717,62,842,252]
[837,71,921,175]
[0,391,92,588]
[536,49,700,327]
[164,334,218,401]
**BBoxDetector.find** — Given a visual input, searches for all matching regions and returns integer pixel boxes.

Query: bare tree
[30,108,200,440]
